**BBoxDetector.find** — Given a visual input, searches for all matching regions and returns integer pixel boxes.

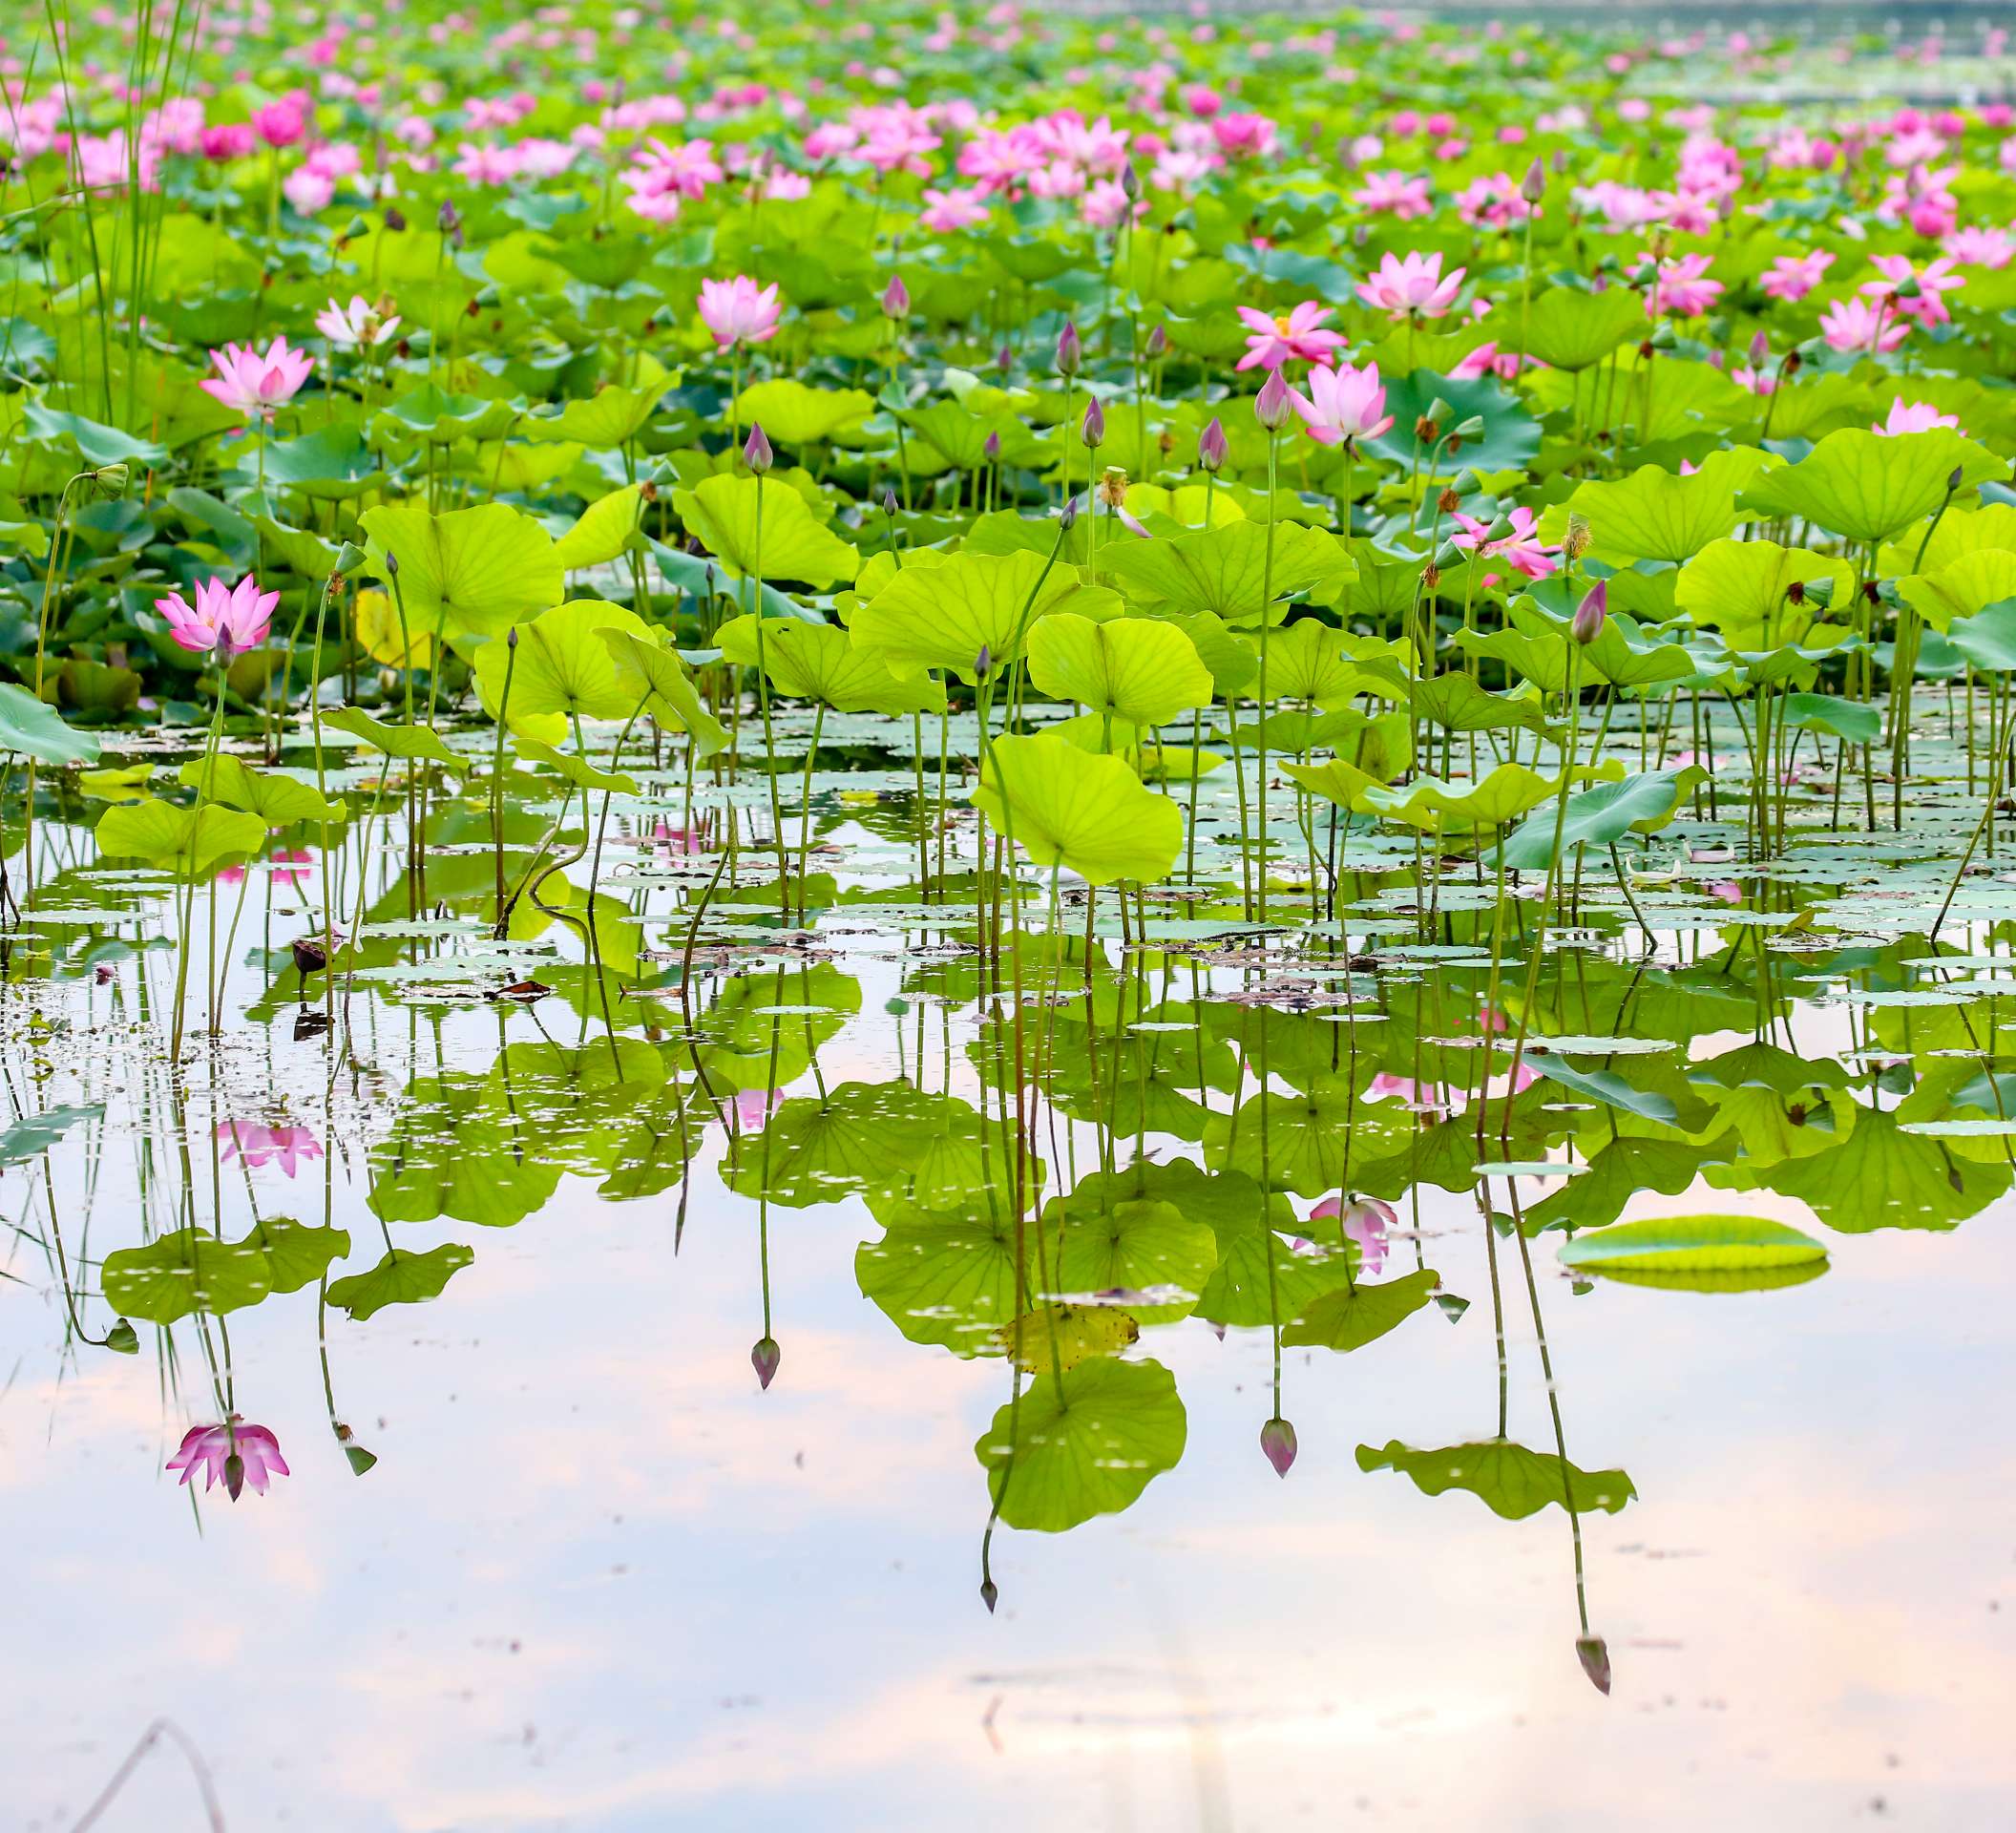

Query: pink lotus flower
[1860,253,1964,327]
[1354,169,1432,220]
[1291,359,1393,444]
[1312,1192,1397,1275]
[1451,506,1560,580]
[1650,253,1723,318]
[697,275,782,348]
[315,295,401,350]
[1760,248,1834,303]
[1452,341,1537,382]
[168,1419,289,1500]
[216,1121,324,1176]
[1818,296,1911,353]
[1355,249,1464,320]
[199,336,313,422]
[1368,1071,1454,1118]
[253,99,308,148]
[919,185,989,233]
[268,849,316,888]
[200,122,257,161]
[1874,397,1961,436]
[718,1088,785,1131]
[1943,225,2015,270]
[155,575,279,656]
[1234,300,1344,371]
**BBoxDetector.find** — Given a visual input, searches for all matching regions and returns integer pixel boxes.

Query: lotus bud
[975,643,993,679]
[1947,465,1965,493]
[983,430,1000,461]
[744,421,773,474]
[882,486,900,516]
[91,462,130,499]
[880,273,910,318]
[1121,159,1141,200]
[1563,513,1592,562]
[1253,368,1294,431]
[1748,328,1770,366]
[224,1452,246,1501]
[105,1318,138,1355]
[1060,494,1081,532]
[507,624,519,649]
[1056,320,1082,377]
[1576,1634,1612,1696]
[1520,157,1546,204]
[1198,415,1228,473]
[1572,579,1608,645]
[980,1577,999,1613]
[1081,395,1106,449]
[997,343,1013,375]
[1145,322,1167,358]
[384,549,400,578]
[1259,1416,1298,1478]
[750,1335,781,1390]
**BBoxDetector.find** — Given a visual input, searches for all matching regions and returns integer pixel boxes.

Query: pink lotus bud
[983,430,1001,460]
[1145,322,1167,358]
[1056,321,1082,377]
[1576,1634,1611,1695]
[1572,579,1607,645]
[1520,157,1546,203]
[1081,396,1106,449]
[1060,494,1081,532]
[1198,415,1228,472]
[1259,1416,1298,1477]
[880,274,910,318]
[751,1336,781,1389]
[1748,328,1770,365]
[744,422,773,474]
[1253,368,1295,431]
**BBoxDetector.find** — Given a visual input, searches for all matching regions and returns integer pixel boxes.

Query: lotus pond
[6,4,2016,1828]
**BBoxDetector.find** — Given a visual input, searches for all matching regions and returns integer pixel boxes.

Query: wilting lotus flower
[1233,298,1345,371]
[697,274,782,348]
[1292,359,1393,444]
[168,1418,290,1500]
[315,294,402,349]
[200,335,313,421]
[155,574,279,656]
[216,1121,325,1177]
[1312,1192,1396,1275]
[1354,249,1465,320]
[1451,506,1560,581]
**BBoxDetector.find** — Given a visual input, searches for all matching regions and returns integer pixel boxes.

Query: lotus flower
[155,574,279,656]
[1291,359,1393,444]
[1818,296,1910,354]
[1760,248,1834,303]
[1312,1193,1397,1275]
[1874,397,1960,436]
[697,274,782,348]
[1354,249,1465,320]
[199,336,313,421]
[167,1419,290,1500]
[315,294,401,349]
[1234,299,1344,371]
[216,1120,325,1176]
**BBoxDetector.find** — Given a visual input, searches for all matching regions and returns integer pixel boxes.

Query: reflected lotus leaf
[1357,1439,1636,1520]
[1282,1267,1441,1352]
[976,1356,1186,1532]
[327,1242,475,1320]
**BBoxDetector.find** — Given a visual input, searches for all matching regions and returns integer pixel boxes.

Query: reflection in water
[6,708,2016,1823]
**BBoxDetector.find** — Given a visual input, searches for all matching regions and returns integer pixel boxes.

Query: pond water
[9,704,2015,1831]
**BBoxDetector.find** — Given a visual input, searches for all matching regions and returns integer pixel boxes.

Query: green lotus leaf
[1673,537,1854,638]
[1738,427,2006,545]
[178,754,341,826]
[1410,671,1549,734]
[320,706,464,769]
[1281,1267,1442,1350]
[737,377,875,446]
[0,1104,102,1168]
[970,731,1184,885]
[94,797,267,877]
[673,474,859,590]
[523,353,669,448]
[1543,448,1779,566]
[1356,1440,1636,1518]
[514,736,638,795]
[1025,612,1213,727]
[1098,519,1356,622]
[326,1242,475,1320]
[1042,1181,1221,1323]
[473,600,658,729]
[1489,766,1704,869]
[1518,285,1648,371]
[596,627,729,755]
[553,484,644,570]
[1898,551,2016,635]
[359,501,563,639]
[0,683,101,768]
[1557,1212,1827,1277]
[716,612,945,714]
[851,547,1119,683]
[975,1355,1186,1532]
[235,426,385,500]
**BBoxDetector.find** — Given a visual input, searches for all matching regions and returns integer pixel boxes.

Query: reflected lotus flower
[216,1121,325,1177]
[1369,1071,1454,1118]
[718,1088,785,1131]
[269,848,316,888]
[167,1418,289,1500]
[155,574,279,656]
[1312,1192,1396,1275]
[199,335,313,421]
[650,819,708,857]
